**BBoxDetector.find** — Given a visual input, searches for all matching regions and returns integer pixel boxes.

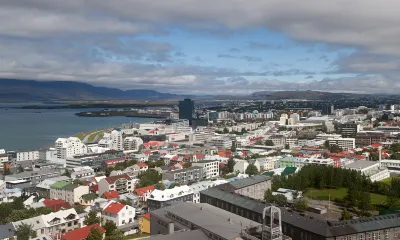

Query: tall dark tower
[179,99,194,124]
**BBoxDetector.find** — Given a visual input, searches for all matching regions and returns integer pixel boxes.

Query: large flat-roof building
[344,160,390,182]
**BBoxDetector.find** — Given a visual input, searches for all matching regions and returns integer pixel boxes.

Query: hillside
[250,90,369,100]
[0,79,186,101]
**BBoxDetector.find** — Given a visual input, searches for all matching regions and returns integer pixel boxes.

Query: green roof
[281,167,296,176]
[262,172,274,176]
[81,193,98,201]
[50,181,71,189]
[62,184,80,190]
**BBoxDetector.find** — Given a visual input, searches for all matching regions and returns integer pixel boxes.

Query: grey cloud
[218,54,262,62]
[229,48,241,52]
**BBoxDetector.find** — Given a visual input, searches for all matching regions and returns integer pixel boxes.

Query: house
[42,199,71,212]
[138,213,150,234]
[61,224,105,240]
[49,181,90,204]
[12,208,81,238]
[35,176,71,198]
[135,185,155,202]
[97,174,135,196]
[136,163,148,172]
[272,188,303,201]
[162,166,203,185]
[0,223,16,240]
[102,190,120,200]
[102,201,136,227]
[70,166,95,181]
[79,193,98,206]
[147,185,194,210]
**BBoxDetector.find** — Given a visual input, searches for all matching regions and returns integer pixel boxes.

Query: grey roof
[0,223,15,239]
[5,169,60,179]
[151,202,259,240]
[148,229,209,240]
[344,160,378,170]
[228,175,270,189]
[165,166,203,174]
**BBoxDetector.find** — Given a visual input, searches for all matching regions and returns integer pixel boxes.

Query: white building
[280,114,289,125]
[102,201,136,227]
[344,160,390,182]
[0,151,8,170]
[189,180,228,203]
[123,137,143,151]
[17,150,39,161]
[380,160,400,173]
[272,188,302,201]
[192,160,220,179]
[327,137,356,150]
[50,181,90,204]
[210,137,232,149]
[55,137,88,160]
[99,130,123,151]
[70,166,95,180]
[289,113,300,125]
[233,159,261,174]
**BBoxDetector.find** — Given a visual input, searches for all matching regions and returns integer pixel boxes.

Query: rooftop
[61,224,105,240]
[226,175,270,190]
[148,229,208,240]
[104,202,126,214]
[344,160,378,170]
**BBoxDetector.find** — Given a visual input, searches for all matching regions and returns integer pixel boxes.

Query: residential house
[34,176,71,198]
[79,193,98,206]
[138,213,150,234]
[162,166,203,185]
[147,185,194,210]
[50,181,89,204]
[102,190,120,200]
[61,224,105,240]
[0,223,16,240]
[102,201,136,227]
[133,163,148,172]
[70,166,95,181]
[97,174,134,196]
[30,199,71,212]
[135,185,155,202]
[5,169,62,186]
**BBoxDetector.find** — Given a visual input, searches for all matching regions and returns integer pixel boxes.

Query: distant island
[20,102,176,109]
[75,110,165,118]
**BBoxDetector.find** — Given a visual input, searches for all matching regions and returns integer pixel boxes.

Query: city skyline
[1,1,400,94]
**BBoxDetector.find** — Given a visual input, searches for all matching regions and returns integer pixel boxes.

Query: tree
[241,128,247,134]
[183,162,192,168]
[105,166,114,177]
[155,182,166,190]
[103,220,117,236]
[358,192,372,212]
[264,189,274,203]
[86,227,104,240]
[323,140,330,149]
[18,165,24,173]
[3,168,10,175]
[105,229,124,240]
[329,144,342,153]
[294,199,309,212]
[136,169,162,188]
[15,223,36,240]
[223,127,229,134]
[273,194,287,207]
[231,141,237,152]
[168,182,180,189]
[265,140,274,146]
[285,144,290,149]
[74,205,86,214]
[340,208,351,220]
[62,169,71,177]
[84,210,101,226]
[227,158,235,173]
[155,160,165,167]
[245,164,259,176]
[387,194,399,209]
[255,140,263,145]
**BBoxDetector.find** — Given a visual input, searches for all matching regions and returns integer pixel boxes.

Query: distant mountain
[250,90,370,100]
[0,79,188,101]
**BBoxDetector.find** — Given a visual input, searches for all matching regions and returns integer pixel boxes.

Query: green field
[73,129,98,140]
[123,233,149,239]
[380,177,400,185]
[305,188,387,205]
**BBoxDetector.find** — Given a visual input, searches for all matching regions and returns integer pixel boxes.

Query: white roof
[148,185,193,201]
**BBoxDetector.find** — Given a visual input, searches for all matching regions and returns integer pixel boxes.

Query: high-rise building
[179,99,195,123]
[330,105,335,114]
[55,137,88,160]
[98,129,123,150]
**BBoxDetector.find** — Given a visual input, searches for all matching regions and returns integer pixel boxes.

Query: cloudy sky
[1,0,400,95]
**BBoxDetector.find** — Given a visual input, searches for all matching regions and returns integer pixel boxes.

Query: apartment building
[66,150,124,170]
[192,160,219,179]
[355,132,386,146]
[16,150,39,161]
[0,152,9,171]
[338,122,360,138]
[99,129,123,150]
[12,208,82,238]
[70,166,95,180]
[216,175,271,200]
[123,137,143,151]
[210,137,232,149]
[55,137,88,160]
[147,185,194,210]
[5,169,62,186]
[50,181,89,204]
[98,174,135,196]
[269,135,287,146]
[102,201,136,226]
[162,166,203,184]
[327,137,355,150]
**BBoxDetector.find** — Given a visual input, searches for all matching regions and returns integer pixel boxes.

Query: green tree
[18,165,24,173]
[155,160,165,167]
[223,127,229,134]
[86,227,104,240]
[265,140,274,146]
[241,128,247,134]
[84,210,101,226]
[245,164,259,175]
[3,168,10,175]
[105,229,124,240]
[273,194,288,207]
[255,140,263,145]
[103,220,117,237]
[155,182,166,190]
[136,169,162,188]
[386,194,399,209]
[285,144,290,149]
[183,162,192,168]
[231,141,237,152]
[62,169,71,177]
[74,205,86,214]
[294,199,309,212]
[340,208,351,220]
[264,189,274,203]
[329,144,342,153]
[227,158,235,173]
[105,166,114,177]
[15,223,36,240]
[358,192,372,212]
[323,140,330,149]
[168,182,180,189]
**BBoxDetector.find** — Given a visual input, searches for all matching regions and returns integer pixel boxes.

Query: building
[233,159,261,174]
[147,185,194,210]
[380,159,400,173]
[70,166,95,180]
[66,150,124,170]
[344,160,390,182]
[210,137,232,149]
[102,201,136,226]
[192,160,219,179]
[16,150,39,161]
[123,137,144,151]
[12,208,81,238]
[49,181,89,204]
[272,188,302,201]
[338,122,360,138]
[98,174,134,196]
[61,224,105,240]
[139,213,151,234]
[216,175,271,200]
[162,166,203,184]
[327,137,355,150]
[34,176,71,198]
[355,132,386,146]
[149,202,261,239]
[135,185,155,202]
[55,137,88,161]
[178,99,195,123]
[99,129,123,150]
[5,169,62,186]
[132,163,148,172]
[280,114,289,125]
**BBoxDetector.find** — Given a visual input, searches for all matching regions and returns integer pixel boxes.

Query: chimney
[168,222,174,234]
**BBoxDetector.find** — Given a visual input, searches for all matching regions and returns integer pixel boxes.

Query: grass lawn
[379,177,400,185]
[305,188,387,205]
[123,233,149,239]
[87,131,103,142]
[73,129,98,140]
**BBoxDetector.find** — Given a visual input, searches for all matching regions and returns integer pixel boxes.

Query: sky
[1,1,400,95]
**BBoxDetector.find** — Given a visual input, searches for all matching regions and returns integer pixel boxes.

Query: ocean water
[0,103,155,151]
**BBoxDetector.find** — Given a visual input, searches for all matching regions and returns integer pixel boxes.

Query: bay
[0,103,155,151]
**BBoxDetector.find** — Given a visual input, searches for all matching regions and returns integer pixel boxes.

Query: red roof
[354,155,365,159]
[143,150,152,155]
[137,163,148,167]
[195,154,205,159]
[141,213,150,220]
[62,224,105,240]
[103,190,120,200]
[43,199,71,212]
[371,143,382,148]
[135,185,155,197]
[170,156,179,161]
[105,174,132,184]
[105,158,125,165]
[178,162,185,167]
[104,202,126,214]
